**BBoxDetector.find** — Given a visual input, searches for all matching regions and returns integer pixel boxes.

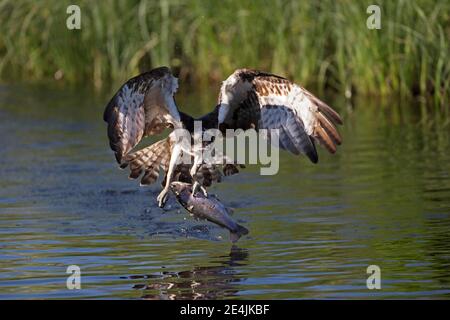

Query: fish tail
[230,224,249,243]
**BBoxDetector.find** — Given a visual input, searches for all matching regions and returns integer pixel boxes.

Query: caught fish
[170,182,249,243]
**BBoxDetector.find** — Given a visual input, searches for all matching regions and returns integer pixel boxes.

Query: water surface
[0,83,449,299]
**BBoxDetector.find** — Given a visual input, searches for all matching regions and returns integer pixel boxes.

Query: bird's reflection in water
[125,246,249,300]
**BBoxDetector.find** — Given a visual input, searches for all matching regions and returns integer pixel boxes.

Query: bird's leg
[190,152,208,197]
[192,181,208,197]
[157,144,181,208]
[189,147,202,178]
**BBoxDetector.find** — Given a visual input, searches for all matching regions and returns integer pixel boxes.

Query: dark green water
[0,83,449,299]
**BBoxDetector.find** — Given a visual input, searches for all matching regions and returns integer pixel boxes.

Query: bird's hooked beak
[218,103,230,134]
[167,98,181,122]
[218,103,229,123]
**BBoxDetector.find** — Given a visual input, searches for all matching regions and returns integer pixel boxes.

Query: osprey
[103,67,342,208]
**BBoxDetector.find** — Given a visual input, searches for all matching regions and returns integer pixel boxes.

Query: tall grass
[0,0,448,107]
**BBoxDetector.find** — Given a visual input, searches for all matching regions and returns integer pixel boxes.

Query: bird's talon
[192,181,208,197]
[192,181,199,194]
[157,189,169,208]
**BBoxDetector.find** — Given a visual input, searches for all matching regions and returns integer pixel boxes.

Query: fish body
[170,182,249,242]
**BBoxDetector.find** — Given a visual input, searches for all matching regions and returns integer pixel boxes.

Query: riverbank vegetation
[0,0,448,107]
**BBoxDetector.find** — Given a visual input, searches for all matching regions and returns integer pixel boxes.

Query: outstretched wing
[218,69,343,163]
[103,66,181,164]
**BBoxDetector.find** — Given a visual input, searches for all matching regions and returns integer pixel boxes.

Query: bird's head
[164,97,181,123]
[217,73,253,134]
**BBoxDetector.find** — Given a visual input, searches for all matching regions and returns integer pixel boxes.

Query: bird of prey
[103,67,241,207]
[103,67,342,208]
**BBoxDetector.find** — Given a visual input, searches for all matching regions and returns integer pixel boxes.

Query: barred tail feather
[121,138,171,186]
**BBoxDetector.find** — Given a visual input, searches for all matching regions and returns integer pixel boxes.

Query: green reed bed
[0,0,448,107]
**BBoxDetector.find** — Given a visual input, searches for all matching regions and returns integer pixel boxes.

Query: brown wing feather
[120,137,172,186]
[301,88,343,125]
[313,124,336,154]
[219,69,343,162]
[103,66,179,164]
[316,112,342,146]
[122,134,243,188]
